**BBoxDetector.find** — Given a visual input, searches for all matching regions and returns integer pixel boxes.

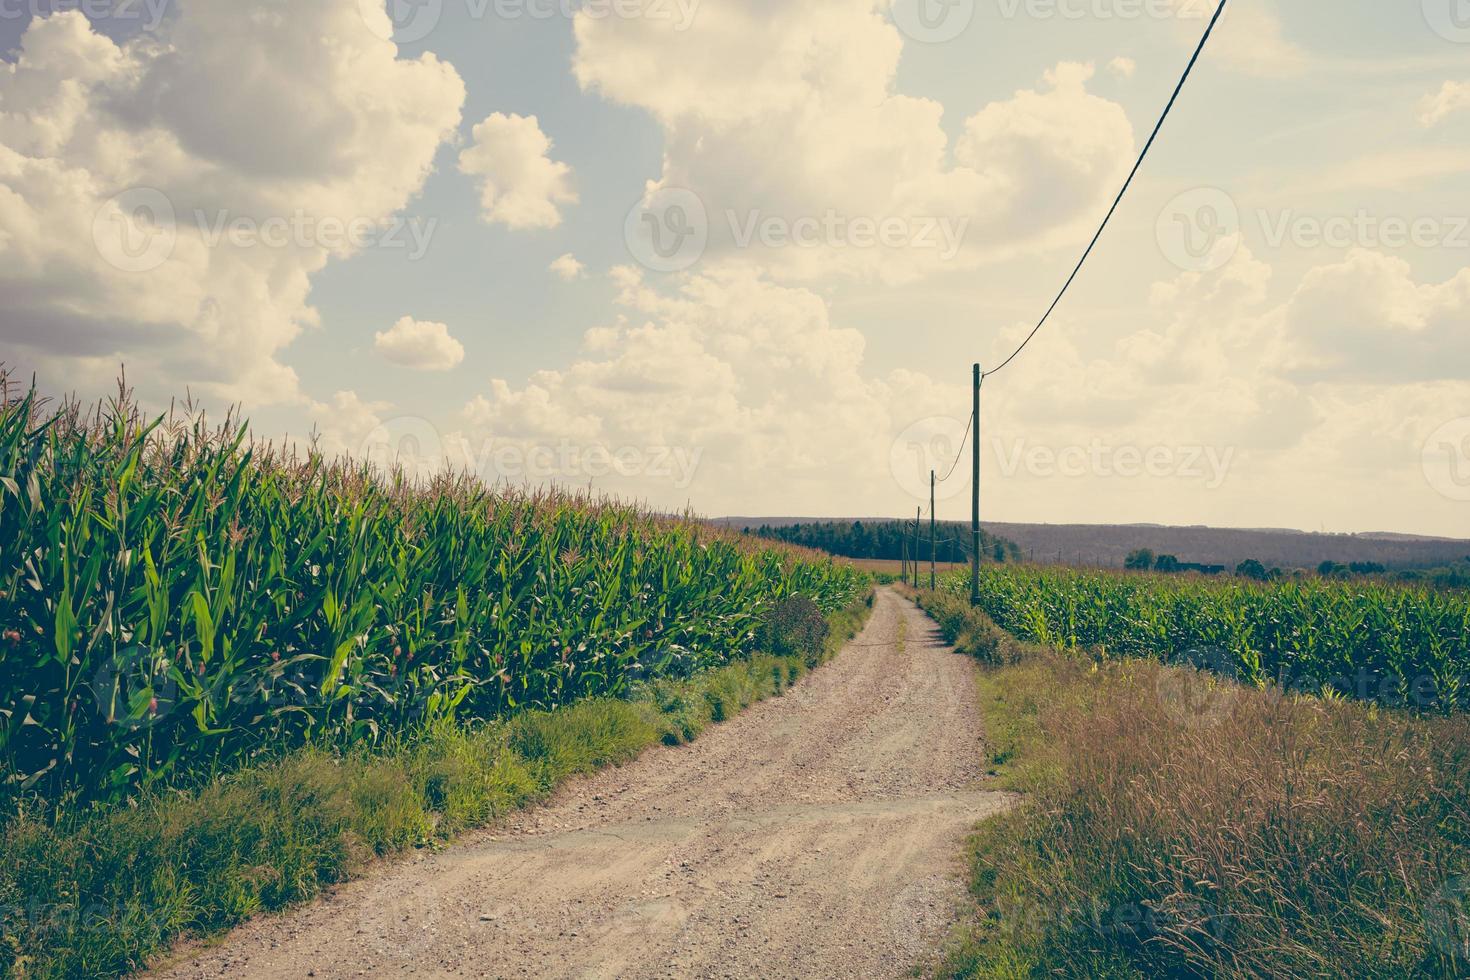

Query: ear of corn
[0,384,865,805]
[945,565,1470,709]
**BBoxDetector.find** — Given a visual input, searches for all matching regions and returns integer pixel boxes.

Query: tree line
[745,520,1023,564]
[1125,548,1470,587]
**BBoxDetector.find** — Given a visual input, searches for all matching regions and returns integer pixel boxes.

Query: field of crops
[0,386,865,806]
[943,564,1470,710]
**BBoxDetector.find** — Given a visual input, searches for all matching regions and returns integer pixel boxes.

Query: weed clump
[758,595,830,665]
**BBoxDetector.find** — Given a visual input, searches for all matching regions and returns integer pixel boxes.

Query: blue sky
[2,1,1469,535]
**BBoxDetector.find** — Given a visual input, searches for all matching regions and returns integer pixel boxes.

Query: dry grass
[915,593,1470,979]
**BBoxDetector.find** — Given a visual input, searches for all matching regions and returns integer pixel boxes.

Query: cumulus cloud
[310,390,393,459]
[550,252,586,280]
[441,234,1470,528]
[1277,251,1470,384]
[458,113,578,230]
[1107,57,1137,79]
[453,265,964,511]
[1161,0,1308,78]
[982,244,1470,470]
[0,5,465,405]
[374,316,466,371]
[575,1,1134,281]
[1420,81,1470,127]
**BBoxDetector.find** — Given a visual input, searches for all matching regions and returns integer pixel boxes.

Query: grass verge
[909,590,1470,979]
[0,595,873,980]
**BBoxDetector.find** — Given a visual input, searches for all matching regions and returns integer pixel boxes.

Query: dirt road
[154,588,1010,979]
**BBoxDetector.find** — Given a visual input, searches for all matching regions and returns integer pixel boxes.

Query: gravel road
[153,587,1011,979]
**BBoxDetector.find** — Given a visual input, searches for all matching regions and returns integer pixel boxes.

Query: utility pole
[929,471,937,591]
[901,534,908,585]
[905,511,917,593]
[970,364,982,606]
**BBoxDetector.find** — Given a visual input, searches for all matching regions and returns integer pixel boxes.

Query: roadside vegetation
[957,563,1470,711]
[911,583,1470,978]
[0,377,872,978]
[0,378,864,807]
[1,596,869,979]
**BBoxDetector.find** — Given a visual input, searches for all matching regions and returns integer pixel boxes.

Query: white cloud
[1277,250,1470,384]
[1162,0,1308,78]
[458,113,577,230]
[983,243,1470,458]
[550,252,586,280]
[374,316,466,372]
[310,390,393,459]
[0,5,465,405]
[1107,57,1136,79]
[1420,81,1470,127]
[454,265,964,511]
[574,1,1134,281]
[436,234,1470,531]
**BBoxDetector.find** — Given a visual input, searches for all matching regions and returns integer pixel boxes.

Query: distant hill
[716,518,1470,571]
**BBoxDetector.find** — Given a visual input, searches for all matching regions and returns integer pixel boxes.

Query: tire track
[153,588,1012,979]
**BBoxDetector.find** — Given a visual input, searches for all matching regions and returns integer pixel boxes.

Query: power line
[935,411,974,484]
[984,0,1229,379]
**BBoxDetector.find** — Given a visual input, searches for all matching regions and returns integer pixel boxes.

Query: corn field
[944,565,1470,710]
[0,383,865,805]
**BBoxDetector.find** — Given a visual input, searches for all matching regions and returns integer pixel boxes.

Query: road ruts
[153,587,1011,980]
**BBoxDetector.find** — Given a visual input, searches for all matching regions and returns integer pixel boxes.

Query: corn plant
[943,565,1470,711]
[0,381,865,805]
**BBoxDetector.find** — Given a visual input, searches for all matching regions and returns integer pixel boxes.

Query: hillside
[718,518,1470,571]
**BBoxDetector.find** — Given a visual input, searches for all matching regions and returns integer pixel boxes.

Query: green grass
[0,594,872,979]
[910,591,1470,979]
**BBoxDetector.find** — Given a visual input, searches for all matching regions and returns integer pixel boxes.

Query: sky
[1,0,1469,536]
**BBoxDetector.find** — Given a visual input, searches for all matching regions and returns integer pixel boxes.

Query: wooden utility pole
[970,363,982,606]
[929,471,937,591]
[905,505,917,590]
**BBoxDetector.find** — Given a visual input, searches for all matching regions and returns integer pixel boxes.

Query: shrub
[757,595,830,665]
